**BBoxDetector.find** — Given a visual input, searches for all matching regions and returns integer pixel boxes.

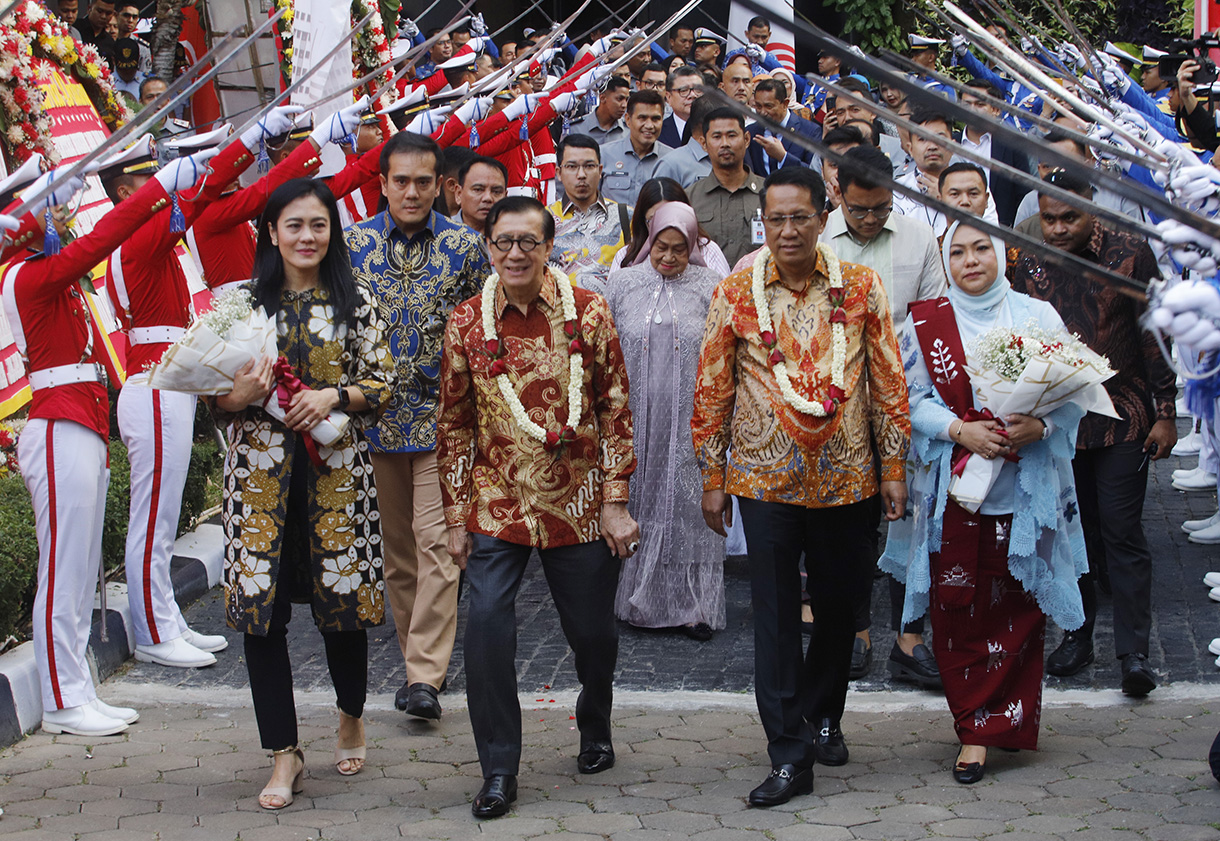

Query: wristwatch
[335,385,350,409]
[1039,418,1049,440]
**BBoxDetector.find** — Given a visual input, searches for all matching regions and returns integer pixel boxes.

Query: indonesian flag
[729,0,796,71]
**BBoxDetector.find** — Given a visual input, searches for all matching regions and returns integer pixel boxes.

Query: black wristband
[335,386,350,409]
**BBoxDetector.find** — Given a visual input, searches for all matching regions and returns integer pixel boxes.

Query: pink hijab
[630,201,709,268]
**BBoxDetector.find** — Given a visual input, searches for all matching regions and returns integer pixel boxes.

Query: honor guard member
[0,155,52,265]
[908,34,957,101]
[99,132,263,670]
[691,27,726,71]
[0,148,219,736]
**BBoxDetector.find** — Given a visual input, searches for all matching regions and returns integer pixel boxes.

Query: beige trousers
[370,450,458,690]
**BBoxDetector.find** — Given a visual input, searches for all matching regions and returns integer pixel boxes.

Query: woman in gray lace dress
[589,202,726,640]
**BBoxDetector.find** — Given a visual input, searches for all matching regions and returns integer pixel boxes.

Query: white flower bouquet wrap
[145,290,349,447]
[948,320,1120,513]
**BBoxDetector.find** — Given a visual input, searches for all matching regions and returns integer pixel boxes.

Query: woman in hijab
[588,204,727,640]
[880,222,1087,784]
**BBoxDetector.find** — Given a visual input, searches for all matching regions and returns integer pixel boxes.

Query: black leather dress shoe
[849,636,872,679]
[813,718,849,766]
[1120,653,1158,697]
[953,761,985,784]
[577,741,615,774]
[404,683,442,720]
[1046,632,1094,677]
[471,774,517,818]
[887,642,943,689]
[748,764,814,807]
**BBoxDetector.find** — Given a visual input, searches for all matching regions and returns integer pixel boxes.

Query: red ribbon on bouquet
[272,356,324,467]
[950,407,1020,477]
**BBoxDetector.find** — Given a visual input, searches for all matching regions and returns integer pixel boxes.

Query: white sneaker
[1173,429,1203,456]
[180,627,229,654]
[1191,522,1220,545]
[134,637,217,668]
[1172,468,1218,492]
[1216,653,1220,669]
[1176,395,1190,416]
[1209,638,1220,656]
[42,704,128,736]
[90,697,139,725]
[1210,586,1220,602]
[1189,514,1220,536]
[1173,465,1199,480]
[1204,570,1220,587]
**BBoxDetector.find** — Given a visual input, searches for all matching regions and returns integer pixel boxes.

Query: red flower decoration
[564,320,578,339]
[822,399,837,415]
[829,307,847,324]
[827,384,846,402]
[484,338,501,356]
[544,430,561,451]
[568,338,585,355]
[768,348,785,366]
[827,287,846,308]
[489,358,509,377]
[760,329,776,347]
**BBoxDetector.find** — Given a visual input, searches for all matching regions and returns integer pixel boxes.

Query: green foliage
[0,474,40,640]
[827,0,908,55]
[103,439,131,578]
[179,439,222,536]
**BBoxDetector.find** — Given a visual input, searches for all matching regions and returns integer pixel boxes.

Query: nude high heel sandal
[259,746,305,810]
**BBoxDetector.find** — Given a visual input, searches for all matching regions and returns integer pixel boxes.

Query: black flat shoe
[953,761,985,784]
[1120,653,1157,697]
[887,642,943,690]
[813,717,849,766]
[849,636,872,680]
[1046,631,1094,677]
[748,764,814,807]
[680,622,714,642]
[577,741,615,774]
[404,683,442,720]
[471,774,517,818]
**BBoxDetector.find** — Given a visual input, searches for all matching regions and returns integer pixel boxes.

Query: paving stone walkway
[0,690,1216,841]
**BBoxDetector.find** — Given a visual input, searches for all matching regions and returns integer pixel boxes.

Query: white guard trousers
[118,374,195,646]
[18,418,109,711]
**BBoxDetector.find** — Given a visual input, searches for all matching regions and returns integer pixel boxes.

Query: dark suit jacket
[988,137,1033,228]
[747,113,823,177]
[659,114,685,149]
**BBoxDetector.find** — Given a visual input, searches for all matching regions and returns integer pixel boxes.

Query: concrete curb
[0,521,223,747]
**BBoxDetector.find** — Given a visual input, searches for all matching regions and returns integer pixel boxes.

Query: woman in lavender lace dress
[588,202,726,640]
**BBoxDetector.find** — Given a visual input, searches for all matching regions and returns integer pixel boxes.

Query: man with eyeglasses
[689,108,764,266]
[821,145,946,693]
[600,90,673,207]
[116,4,150,76]
[549,134,630,288]
[638,62,668,94]
[692,165,910,806]
[438,196,638,818]
[345,131,491,724]
[660,66,704,148]
[654,95,716,188]
[570,75,629,144]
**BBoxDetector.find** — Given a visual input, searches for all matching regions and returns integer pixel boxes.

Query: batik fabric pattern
[218,283,396,636]
[690,251,910,508]
[345,209,490,453]
[437,272,636,549]
[548,197,628,289]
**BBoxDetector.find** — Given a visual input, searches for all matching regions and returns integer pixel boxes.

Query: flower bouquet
[145,290,348,447]
[949,320,1119,513]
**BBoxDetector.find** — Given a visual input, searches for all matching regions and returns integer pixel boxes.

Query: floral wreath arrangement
[0,0,133,164]
[0,419,21,477]
[752,243,848,418]
[481,265,585,453]
[274,0,395,109]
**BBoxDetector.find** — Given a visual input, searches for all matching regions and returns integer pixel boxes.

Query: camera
[1160,36,1220,87]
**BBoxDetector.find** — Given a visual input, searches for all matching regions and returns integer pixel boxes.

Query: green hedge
[0,433,222,641]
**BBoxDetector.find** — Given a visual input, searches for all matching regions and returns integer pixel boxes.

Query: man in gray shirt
[600,89,673,207]
[570,75,629,144]
[653,95,715,188]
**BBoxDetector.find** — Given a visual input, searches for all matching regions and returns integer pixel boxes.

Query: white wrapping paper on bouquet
[145,298,349,447]
[948,345,1120,513]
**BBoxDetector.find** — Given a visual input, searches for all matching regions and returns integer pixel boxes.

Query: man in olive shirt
[688,108,764,266]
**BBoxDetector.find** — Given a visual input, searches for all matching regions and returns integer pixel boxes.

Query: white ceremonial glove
[405,106,450,135]
[401,17,419,40]
[466,36,491,54]
[1019,36,1035,54]
[535,46,560,66]
[25,168,88,210]
[239,104,305,151]
[1156,219,1220,275]
[589,31,624,57]
[1057,42,1086,73]
[154,147,220,193]
[950,33,969,57]
[309,96,371,147]
[745,43,767,63]
[1087,123,1136,172]
[1150,276,1220,351]
[501,92,540,122]
[1098,55,1132,96]
[470,12,487,37]
[0,214,19,234]
[549,90,580,113]
[452,95,495,126]
[1169,163,1220,215]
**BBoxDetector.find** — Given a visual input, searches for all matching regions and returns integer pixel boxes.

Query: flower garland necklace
[481,265,584,452]
[752,243,848,417]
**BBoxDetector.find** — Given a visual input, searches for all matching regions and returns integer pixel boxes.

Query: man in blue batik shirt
[345,131,490,722]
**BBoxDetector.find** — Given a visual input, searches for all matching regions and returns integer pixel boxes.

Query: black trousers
[464,534,621,777]
[739,496,877,768]
[1071,441,1153,658]
[243,579,368,750]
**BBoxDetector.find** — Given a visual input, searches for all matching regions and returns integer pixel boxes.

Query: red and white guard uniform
[0,177,179,711]
[106,140,250,652]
